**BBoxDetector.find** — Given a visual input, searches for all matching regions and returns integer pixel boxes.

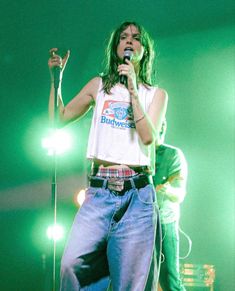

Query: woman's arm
[131,87,168,145]
[48,48,100,126]
[118,59,168,145]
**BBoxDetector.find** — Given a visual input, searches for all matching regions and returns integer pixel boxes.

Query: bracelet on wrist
[134,114,145,123]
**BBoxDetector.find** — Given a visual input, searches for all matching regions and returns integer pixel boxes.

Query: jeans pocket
[137,184,156,205]
[85,186,100,199]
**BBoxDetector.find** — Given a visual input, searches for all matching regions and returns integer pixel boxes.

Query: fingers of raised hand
[49,48,58,56]
[48,49,62,68]
[118,64,132,76]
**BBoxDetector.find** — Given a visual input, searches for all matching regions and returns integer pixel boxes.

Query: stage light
[41,128,72,155]
[75,189,86,207]
[46,223,65,241]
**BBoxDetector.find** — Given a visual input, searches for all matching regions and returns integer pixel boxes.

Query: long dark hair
[101,21,156,94]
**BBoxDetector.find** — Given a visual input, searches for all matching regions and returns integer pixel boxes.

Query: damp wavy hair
[101,21,156,94]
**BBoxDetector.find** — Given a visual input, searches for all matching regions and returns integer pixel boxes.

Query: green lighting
[41,128,73,155]
[46,223,65,241]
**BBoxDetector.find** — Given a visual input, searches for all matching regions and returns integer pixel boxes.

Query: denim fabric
[159,222,185,291]
[60,178,161,291]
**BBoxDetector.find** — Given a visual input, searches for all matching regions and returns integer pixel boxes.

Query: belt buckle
[108,178,124,192]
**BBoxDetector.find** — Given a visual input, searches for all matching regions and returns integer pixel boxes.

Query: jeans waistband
[89,174,152,195]
[91,164,150,177]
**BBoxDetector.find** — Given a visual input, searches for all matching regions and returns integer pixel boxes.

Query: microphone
[120,48,133,85]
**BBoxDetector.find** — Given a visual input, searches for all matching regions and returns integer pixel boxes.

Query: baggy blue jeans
[60,178,161,291]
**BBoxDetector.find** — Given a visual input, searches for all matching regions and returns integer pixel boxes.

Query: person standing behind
[153,120,187,291]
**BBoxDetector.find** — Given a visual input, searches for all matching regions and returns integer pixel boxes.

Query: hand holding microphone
[119,48,133,85]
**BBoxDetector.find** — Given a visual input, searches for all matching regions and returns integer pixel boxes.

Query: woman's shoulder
[75,76,102,103]
[154,87,168,100]
[140,84,167,98]
[146,86,168,107]
[85,76,103,98]
[87,76,102,88]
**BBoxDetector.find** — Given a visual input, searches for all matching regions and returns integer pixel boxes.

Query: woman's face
[116,25,144,63]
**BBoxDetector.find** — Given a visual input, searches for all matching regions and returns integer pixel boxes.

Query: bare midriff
[92,158,141,170]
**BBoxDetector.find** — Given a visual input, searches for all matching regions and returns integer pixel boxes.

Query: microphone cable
[179,225,192,259]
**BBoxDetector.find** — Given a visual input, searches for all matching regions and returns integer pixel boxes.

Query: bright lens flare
[46,224,64,241]
[41,129,72,155]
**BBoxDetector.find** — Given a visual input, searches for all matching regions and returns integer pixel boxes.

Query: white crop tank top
[86,79,157,173]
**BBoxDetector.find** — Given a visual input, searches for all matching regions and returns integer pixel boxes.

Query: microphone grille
[124,48,133,58]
